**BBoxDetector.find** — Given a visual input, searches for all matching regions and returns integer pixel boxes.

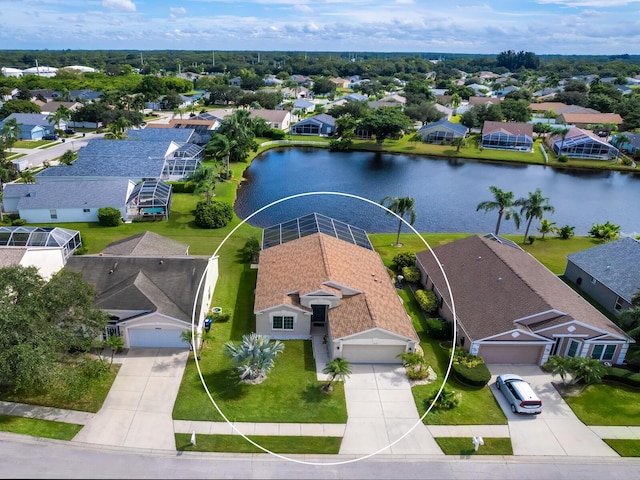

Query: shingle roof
[416,235,628,341]
[558,112,623,124]
[255,232,418,341]
[293,114,335,127]
[418,119,468,135]
[5,180,132,209]
[249,110,290,123]
[482,121,533,137]
[102,232,189,256]
[65,255,209,322]
[0,247,27,267]
[4,113,53,127]
[126,128,195,143]
[567,237,640,302]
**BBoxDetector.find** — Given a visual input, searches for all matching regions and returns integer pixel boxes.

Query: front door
[311,305,327,327]
[566,339,581,357]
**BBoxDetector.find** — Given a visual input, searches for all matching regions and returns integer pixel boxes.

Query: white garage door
[128,328,188,348]
[478,344,545,365]
[341,344,405,364]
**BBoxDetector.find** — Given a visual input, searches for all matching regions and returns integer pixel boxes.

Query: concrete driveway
[339,364,443,455]
[488,365,618,457]
[72,348,188,450]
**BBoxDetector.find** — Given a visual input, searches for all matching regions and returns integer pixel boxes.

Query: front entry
[311,305,327,327]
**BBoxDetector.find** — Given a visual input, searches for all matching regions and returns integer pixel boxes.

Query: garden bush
[11,218,27,226]
[97,207,122,227]
[391,252,416,272]
[268,128,286,140]
[401,266,421,283]
[194,201,233,229]
[604,367,640,387]
[240,236,261,263]
[427,386,460,409]
[166,181,196,194]
[211,312,231,323]
[415,289,438,313]
[452,362,492,387]
[425,317,452,340]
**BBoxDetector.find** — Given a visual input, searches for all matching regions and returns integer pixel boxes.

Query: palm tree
[19,170,35,184]
[104,334,124,365]
[619,305,640,340]
[223,333,285,382]
[552,126,570,157]
[544,355,571,385]
[475,186,521,236]
[180,329,195,350]
[188,165,217,205]
[380,196,417,247]
[206,133,231,179]
[322,358,352,392]
[515,188,555,243]
[537,219,557,239]
[451,136,466,152]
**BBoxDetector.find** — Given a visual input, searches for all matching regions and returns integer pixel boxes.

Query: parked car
[496,374,542,415]
[43,133,59,140]
[64,128,76,135]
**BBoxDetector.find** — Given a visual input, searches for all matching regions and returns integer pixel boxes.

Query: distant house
[0,113,62,140]
[481,121,534,152]
[290,114,336,136]
[36,101,83,114]
[468,96,501,106]
[249,109,292,131]
[291,98,316,115]
[546,127,619,160]
[611,132,640,155]
[330,78,350,89]
[145,119,219,145]
[229,77,242,87]
[433,103,454,119]
[564,237,640,316]
[416,235,633,365]
[556,112,624,129]
[263,75,283,87]
[417,119,467,144]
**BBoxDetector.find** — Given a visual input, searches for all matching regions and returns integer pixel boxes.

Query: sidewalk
[0,401,94,425]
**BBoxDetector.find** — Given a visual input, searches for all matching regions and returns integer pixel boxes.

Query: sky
[1,0,639,55]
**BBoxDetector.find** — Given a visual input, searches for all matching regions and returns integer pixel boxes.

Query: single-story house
[468,96,502,106]
[65,242,218,349]
[611,132,640,155]
[100,231,189,256]
[480,121,534,152]
[556,112,624,129]
[417,119,467,144]
[254,214,419,364]
[546,127,619,160]
[36,101,83,114]
[529,102,568,115]
[416,234,633,365]
[249,109,292,131]
[291,99,316,114]
[330,78,351,89]
[433,103,454,119]
[0,113,63,139]
[564,237,640,316]
[3,179,134,224]
[145,119,219,145]
[289,114,336,136]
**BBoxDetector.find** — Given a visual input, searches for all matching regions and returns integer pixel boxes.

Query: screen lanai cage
[126,181,172,220]
[0,226,82,260]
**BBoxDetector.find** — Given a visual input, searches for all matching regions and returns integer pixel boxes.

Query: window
[272,315,294,330]
[49,209,58,220]
[566,339,580,357]
[614,296,624,311]
[83,208,91,213]
[591,344,616,361]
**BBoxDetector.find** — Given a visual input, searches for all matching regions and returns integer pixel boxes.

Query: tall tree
[47,105,71,132]
[188,165,217,205]
[360,107,412,146]
[475,186,521,235]
[381,196,417,247]
[516,188,555,243]
[215,109,258,163]
[205,133,231,179]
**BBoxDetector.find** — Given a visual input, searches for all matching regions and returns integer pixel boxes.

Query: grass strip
[0,414,82,441]
[175,433,341,454]
[603,439,640,457]
[435,437,513,455]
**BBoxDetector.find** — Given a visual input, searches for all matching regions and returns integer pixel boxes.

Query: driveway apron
[489,365,618,457]
[339,364,443,455]
[72,348,188,451]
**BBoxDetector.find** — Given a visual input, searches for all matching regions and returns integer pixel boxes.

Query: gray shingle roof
[567,237,640,302]
[294,114,335,127]
[102,232,189,256]
[418,119,468,135]
[6,180,132,209]
[4,113,53,127]
[126,128,195,143]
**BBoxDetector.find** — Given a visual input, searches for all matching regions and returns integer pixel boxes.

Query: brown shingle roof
[255,233,418,341]
[469,96,501,106]
[557,112,624,125]
[416,236,628,341]
[529,102,567,113]
[482,121,533,137]
[249,110,290,123]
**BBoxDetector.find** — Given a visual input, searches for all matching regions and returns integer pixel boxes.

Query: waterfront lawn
[176,433,342,454]
[561,383,640,426]
[0,415,82,441]
[603,439,640,457]
[435,437,513,456]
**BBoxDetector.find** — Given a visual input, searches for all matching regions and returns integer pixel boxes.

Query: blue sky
[1,0,639,55]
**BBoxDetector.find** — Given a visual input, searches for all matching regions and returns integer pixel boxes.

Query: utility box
[12,159,30,172]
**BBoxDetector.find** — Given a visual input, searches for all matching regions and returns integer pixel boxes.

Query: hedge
[425,317,451,340]
[166,181,196,194]
[391,252,416,272]
[415,289,437,313]
[401,266,421,283]
[604,367,640,388]
[452,362,492,387]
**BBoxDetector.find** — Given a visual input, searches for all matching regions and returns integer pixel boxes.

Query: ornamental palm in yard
[223,333,284,382]
[476,185,520,236]
[515,188,555,243]
[381,196,417,247]
[322,358,352,392]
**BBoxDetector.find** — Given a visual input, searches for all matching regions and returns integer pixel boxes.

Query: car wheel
[510,404,517,414]
[496,381,501,390]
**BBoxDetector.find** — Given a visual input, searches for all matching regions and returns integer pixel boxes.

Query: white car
[496,374,542,415]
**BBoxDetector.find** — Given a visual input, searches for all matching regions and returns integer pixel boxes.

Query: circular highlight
[190,191,457,465]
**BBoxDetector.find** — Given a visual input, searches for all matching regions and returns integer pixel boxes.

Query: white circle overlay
[189,191,457,465]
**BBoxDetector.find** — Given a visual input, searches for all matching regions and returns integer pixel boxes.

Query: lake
[234,148,640,236]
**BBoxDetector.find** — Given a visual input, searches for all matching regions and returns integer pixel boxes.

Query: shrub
[269,128,286,140]
[97,207,122,227]
[451,347,483,368]
[425,317,452,340]
[194,201,233,229]
[240,236,261,263]
[391,252,416,272]
[166,181,196,193]
[604,367,640,387]
[415,289,438,313]
[452,362,491,387]
[427,386,460,409]
[558,154,569,163]
[211,312,231,323]
[401,266,421,283]
[11,218,27,226]
[589,221,621,241]
[556,225,575,239]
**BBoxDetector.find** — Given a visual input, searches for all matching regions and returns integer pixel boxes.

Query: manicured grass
[13,140,51,149]
[603,439,640,457]
[435,437,513,455]
[175,433,342,454]
[561,383,640,426]
[0,414,82,440]
[0,363,119,413]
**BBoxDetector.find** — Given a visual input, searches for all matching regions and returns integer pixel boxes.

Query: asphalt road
[1,433,639,479]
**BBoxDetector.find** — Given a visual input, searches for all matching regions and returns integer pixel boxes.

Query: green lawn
[435,437,513,455]
[562,383,640,426]
[0,414,82,440]
[603,439,640,457]
[175,433,342,454]
[13,140,51,149]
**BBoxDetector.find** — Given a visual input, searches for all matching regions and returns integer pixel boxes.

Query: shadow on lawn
[204,367,247,401]
[300,381,329,404]
[230,268,257,341]
[303,340,316,372]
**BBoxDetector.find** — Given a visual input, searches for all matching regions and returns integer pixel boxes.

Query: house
[145,119,219,145]
[417,119,467,144]
[65,241,218,349]
[564,237,640,316]
[468,96,502,106]
[0,226,82,278]
[3,179,135,223]
[291,99,315,114]
[330,78,351,89]
[289,114,336,136]
[0,113,62,139]
[263,75,283,87]
[36,101,83,114]
[100,231,189,256]
[229,77,242,87]
[611,132,640,155]
[546,127,619,160]
[556,112,624,129]
[529,102,568,115]
[254,213,419,364]
[480,121,534,152]
[433,103,454,119]
[415,235,633,365]
[249,109,292,131]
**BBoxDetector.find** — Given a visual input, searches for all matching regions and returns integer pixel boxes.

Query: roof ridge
[317,235,332,279]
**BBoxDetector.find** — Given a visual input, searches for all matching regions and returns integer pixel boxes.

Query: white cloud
[170,7,187,15]
[102,0,136,12]
[293,4,313,13]
[537,0,640,6]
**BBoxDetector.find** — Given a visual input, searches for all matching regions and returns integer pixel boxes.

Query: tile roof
[102,232,189,256]
[416,235,628,341]
[567,237,640,302]
[254,233,418,341]
[529,102,568,112]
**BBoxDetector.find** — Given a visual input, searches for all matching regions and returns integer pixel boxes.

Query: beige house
[556,112,624,129]
[416,235,632,365]
[254,215,418,364]
[249,109,292,131]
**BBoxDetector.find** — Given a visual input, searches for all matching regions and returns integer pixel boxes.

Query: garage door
[128,328,188,348]
[478,344,544,364]
[341,344,405,364]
